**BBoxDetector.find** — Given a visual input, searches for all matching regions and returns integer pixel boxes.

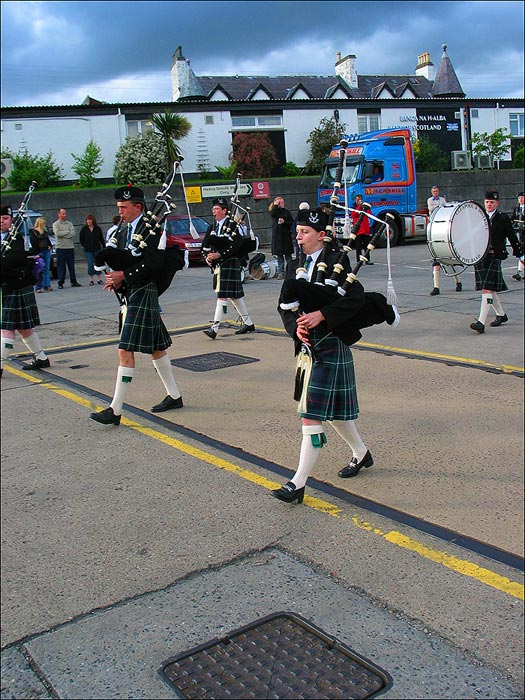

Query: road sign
[201,184,253,198]
[185,186,202,204]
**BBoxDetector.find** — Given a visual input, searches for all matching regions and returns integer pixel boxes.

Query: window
[205,115,214,125]
[126,120,153,137]
[471,109,479,119]
[231,115,282,128]
[15,123,22,130]
[358,114,380,133]
[510,113,524,137]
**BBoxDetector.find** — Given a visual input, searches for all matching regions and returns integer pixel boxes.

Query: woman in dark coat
[269,196,293,278]
[79,214,105,285]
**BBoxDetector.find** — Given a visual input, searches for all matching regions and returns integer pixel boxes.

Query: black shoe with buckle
[71,282,82,287]
[90,407,121,425]
[23,357,50,370]
[490,314,508,327]
[469,320,485,334]
[235,323,255,335]
[151,395,183,413]
[338,450,374,478]
[430,287,440,296]
[203,328,217,339]
[271,481,305,504]
[511,273,522,281]
[455,282,463,292]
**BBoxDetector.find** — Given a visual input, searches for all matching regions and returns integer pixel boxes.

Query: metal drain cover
[159,612,391,699]
[171,352,259,372]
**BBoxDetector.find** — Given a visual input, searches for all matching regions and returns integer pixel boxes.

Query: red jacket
[351,205,371,236]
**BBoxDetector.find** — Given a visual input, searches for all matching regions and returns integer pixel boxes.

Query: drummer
[470,190,522,334]
[427,186,462,296]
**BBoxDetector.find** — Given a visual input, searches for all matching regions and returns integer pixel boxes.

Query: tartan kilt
[1,285,40,330]
[474,255,507,292]
[298,327,359,421]
[118,282,172,353]
[213,258,244,298]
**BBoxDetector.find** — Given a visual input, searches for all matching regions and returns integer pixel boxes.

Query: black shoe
[429,287,440,296]
[203,328,217,339]
[151,395,183,413]
[338,450,374,478]
[512,273,522,281]
[235,323,256,335]
[71,282,82,287]
[271,481,305,504]
[455,282,463,292]
[90,407,121,425]
[469,320,485,334]
[365,261,374,265]
[490,314,508,327]
[23,357,50,370]
[58,282,64,289]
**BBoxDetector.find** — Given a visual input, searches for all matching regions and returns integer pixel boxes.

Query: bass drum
[427,201,489,271]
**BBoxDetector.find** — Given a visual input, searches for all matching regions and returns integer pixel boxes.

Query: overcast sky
[1,0,523,107]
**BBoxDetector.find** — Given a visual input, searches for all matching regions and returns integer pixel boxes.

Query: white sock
[329,420,367,462]
[432,268,440,288]
[518,260,524,274]
[152,354,180,399]
[110,366,134,415]
[211,299,228,332]
[453,275,460,284]
[231,298,253,326]
[21,331,47,360]
[291,424,326,489]
[1,335,14,369]
[492,292,504,316]
[478,294,493,325]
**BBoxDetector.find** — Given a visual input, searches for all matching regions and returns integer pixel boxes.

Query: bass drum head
[427,201,489,266]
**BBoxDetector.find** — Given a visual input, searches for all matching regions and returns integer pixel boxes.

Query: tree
[470,128,511,164]
[512,145,524,170]
[0,148,63,190]
[413,136,448,172]
[230,132,278,178]
[303,116,348,175]
[114,131,169,185]
[151,109,191,171]
[71,139,103,188]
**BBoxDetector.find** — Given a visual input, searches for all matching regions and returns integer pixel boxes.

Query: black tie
[305,255,313,270]
[126,224,133,247]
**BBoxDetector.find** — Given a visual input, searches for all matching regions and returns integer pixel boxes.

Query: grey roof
[431,44,465,98]
[194,73,434,101]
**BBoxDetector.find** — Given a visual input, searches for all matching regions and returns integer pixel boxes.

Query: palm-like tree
[151,109,191,171]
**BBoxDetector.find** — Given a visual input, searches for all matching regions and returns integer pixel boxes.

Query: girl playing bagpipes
[272,205,399,505]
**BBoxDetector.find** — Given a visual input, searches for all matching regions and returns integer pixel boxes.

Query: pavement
[1,243,524,699]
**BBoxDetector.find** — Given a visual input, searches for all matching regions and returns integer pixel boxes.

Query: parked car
[13,208,58,279]
[165,215,209,264]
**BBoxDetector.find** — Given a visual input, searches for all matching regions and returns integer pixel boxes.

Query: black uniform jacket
[278,251,366,352]
[119,215,166,290]
[1,232,34,290]
[202,217,246,265]
[487,210,521,259]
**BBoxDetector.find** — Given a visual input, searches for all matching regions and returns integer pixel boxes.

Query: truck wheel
[375,220,400,248]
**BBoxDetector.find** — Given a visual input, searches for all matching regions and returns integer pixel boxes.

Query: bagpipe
[279,137,398,332]
[94,166,186,297]
[1,180,37,259]
[201,173,258,267]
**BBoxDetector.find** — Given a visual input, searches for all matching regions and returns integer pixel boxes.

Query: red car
[165,215,209,264]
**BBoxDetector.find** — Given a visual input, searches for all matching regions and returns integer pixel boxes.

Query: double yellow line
[5,364,524,601]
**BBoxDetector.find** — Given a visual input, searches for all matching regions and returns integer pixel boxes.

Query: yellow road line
[5,364,524,600]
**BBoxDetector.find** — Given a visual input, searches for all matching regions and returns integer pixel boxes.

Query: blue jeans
[56,248,78,285]
[84,250,102,277]
[39,249,51,289]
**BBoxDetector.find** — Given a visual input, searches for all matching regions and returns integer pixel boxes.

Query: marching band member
[511,191,524,281]
[202,197,255,339]
[272,208,374,505]
[470,190,522,334]
[427,186,462,295]
[1,203,51,376]
[90,185,183,425]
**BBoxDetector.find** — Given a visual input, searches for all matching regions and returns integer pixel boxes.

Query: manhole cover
[171,352,259,372]
[159,612,391,699]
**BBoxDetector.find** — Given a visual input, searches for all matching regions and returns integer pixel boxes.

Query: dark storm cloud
[1,1,523,106]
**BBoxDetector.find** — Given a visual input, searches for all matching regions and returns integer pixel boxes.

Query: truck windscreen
[320,161,360,186]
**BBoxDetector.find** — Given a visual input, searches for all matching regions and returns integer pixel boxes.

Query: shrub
[231,132,278,178]
[282,161,302,176]
[71,139,103,188]
[413,137,449,172]
[1,148,63,190]
[215,163,239,180]
[512,145,524,169]
[114,131,169,185]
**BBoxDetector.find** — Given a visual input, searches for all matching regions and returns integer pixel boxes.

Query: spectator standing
[427,186,462,295]
[351,194,373,265]
[291,202,310,259]
[470,190,522,334]
[29,217,53,292]
[52,208,81,289]
[105,214,122,245]
[79,214,105,286]
[1,203,50,374]
[269,196,294,279]
[511,191,524,281]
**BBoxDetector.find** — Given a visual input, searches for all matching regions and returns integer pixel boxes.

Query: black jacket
[1,232,34,290]
[487,210,521,260]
